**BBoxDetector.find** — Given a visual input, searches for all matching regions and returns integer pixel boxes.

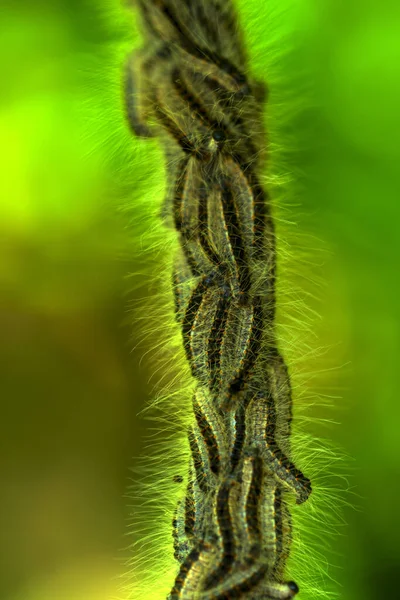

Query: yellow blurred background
[1,1,399,599]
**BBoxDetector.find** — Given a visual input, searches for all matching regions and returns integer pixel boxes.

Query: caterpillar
[123,1,317,598]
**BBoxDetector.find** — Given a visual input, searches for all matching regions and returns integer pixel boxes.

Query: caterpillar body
[124,1,313,598]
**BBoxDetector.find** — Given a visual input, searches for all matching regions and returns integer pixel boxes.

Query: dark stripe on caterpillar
[244,451,263,556]
[189,290,220,384]
[123,50,154,138]
[263,392,312,505]
[209,187,241,291]
[171,67,248,159]
[220,179,252,296]
[162,1,248,89]
[192,392,221,476]
[197,184,224,268]
[172,67,217,131]
[208,292,231,392]
[227,296,264,400]
[135,0,164,40]
[168,545,201,599]
[193,0,247,68]
[173,163,227,278]
[248,391,311,505]
[171,65,256,157]
[219,302,254,394]
[188,426,210,494]
[199,566,299,599]
[182,275,213,369]
[230,404,246,471]
[182,242,208,278]
[203,480,237,590]
[172,499,190,563]
[203,562,268,599]
[266,351,294,454]
[227,154,274,260]
[172,156,191,232]
[183,0,223,55]
[172,502,181,561]
[142,1,249,92]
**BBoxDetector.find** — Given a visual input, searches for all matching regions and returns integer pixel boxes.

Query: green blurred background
[1,0,399,599]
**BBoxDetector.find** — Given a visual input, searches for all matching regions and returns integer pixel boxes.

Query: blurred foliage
[0,1,399,599]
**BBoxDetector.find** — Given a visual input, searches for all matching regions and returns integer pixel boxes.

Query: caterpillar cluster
[124,1,312,598]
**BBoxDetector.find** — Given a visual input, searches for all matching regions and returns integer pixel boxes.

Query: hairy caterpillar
[123,1,321,599]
